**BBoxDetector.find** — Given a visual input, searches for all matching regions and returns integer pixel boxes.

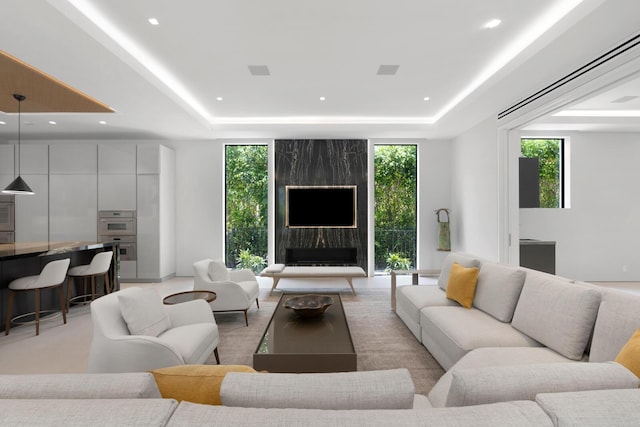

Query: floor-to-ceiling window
[224,145,268,273]
[374,144,417,272]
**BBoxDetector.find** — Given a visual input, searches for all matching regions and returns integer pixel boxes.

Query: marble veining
[275,140,368,272]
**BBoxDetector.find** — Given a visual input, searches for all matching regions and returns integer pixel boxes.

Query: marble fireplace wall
[275,139,368,273]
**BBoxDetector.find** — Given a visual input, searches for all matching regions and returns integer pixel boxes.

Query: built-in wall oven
[98,210,137,261]
[0,195,15,243]
[98,210,136,236]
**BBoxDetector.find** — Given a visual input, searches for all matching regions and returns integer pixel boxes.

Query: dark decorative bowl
[283,295,335,318]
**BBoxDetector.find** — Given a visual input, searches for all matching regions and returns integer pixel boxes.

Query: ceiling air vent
[248,65,270,76]
[376,64,399,76]
[498,33,640,120]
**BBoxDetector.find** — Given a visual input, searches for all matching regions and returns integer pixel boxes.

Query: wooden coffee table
[163,290,217,305]
[253,293,356,373]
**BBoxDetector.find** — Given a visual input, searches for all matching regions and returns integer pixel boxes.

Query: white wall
[175,138,454,275]
[417,139,453,269]
[520,131,640,281]
[175,141,225,276]
[450,116,501,261]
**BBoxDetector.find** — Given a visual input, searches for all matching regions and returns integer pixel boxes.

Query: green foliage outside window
[225,145,268,268]
[384,252,412,272]
[374,145,417,271]
[236,249,267,274]
[521,138,562,208]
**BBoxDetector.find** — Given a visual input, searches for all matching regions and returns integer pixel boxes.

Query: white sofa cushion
[168,401,554,427]
[118,287,172,337]
[0,399,177,427]
[511,273,601,360]
[427,347,574,408]
[589,288,640,362]
[0,373,161,399]
[220,369,415,410]
[437,253,481,291]
[445,361,639,407]
[396,285,456,324]
[536,388,640,426]
[420,307,541,370]
[473,262,526,322]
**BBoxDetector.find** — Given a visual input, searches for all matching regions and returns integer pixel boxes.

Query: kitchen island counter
[0,241,119,330]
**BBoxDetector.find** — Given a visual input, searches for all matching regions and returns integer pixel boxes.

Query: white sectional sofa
[1,370,639,425]
[395,252,640,408]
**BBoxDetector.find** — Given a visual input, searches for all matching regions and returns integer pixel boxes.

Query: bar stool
[66,251,114,312]
[5,258,70,336]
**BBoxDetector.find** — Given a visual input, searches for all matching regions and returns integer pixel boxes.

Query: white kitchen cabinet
[136,144,175,280]
[119,261,137,281]
[98,144,136,174]
[21,145,49,175]
[0,145,14,175]
[98,174,136,210]
[49,144,97,174]
[14,174,48,242]
[137,145,161,175]
[137,173,160,279]
[49,174,97,241]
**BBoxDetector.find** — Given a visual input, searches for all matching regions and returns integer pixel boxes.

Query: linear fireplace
[286,247,358,266]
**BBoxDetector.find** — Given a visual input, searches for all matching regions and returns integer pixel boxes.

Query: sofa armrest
[166,299,215,327]
[445,362,640,407]
[220,369,416,409]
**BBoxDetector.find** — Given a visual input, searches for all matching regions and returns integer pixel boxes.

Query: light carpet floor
[213,288,444,395]
[0,287,444,396]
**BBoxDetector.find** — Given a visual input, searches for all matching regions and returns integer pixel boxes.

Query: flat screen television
[286,185,357,228]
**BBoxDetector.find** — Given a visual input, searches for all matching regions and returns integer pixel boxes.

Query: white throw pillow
[208,260,230,282]
[118,287,172,337]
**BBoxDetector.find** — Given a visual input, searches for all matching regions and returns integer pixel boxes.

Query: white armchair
[193,259,260,326]
[87,287,219,373]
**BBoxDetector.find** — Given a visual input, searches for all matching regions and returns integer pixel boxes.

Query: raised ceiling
[0,50,113,113]
[0,0,639,141]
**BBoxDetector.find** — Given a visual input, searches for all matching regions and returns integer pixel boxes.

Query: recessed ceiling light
[48,121,57,125]
[319,96,326,101]
[433,0,582,122]
[423,97,430,101]
[216,97,223,101]
[484,19,502,29]
[99,120,107,125]
[148,18,159,25]
[0,121,6,125]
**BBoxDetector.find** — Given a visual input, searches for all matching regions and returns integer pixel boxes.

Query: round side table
[163,290,217,305]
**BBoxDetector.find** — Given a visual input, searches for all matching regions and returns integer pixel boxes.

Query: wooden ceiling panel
[0,50,113,113]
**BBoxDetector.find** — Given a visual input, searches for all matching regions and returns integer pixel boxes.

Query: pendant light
[2,94,34,195]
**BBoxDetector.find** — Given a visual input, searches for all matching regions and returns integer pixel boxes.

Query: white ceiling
[523,70,640,132]
[0,0,639,142]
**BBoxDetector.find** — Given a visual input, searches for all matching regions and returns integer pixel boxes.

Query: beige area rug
[210,288,444,395]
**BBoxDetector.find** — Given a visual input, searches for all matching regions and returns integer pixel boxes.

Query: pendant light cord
[16,95,21,178]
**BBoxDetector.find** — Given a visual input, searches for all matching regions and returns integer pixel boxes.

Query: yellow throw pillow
[150,364,256,405]
[445,262,480,309]
[615,328,640,378]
